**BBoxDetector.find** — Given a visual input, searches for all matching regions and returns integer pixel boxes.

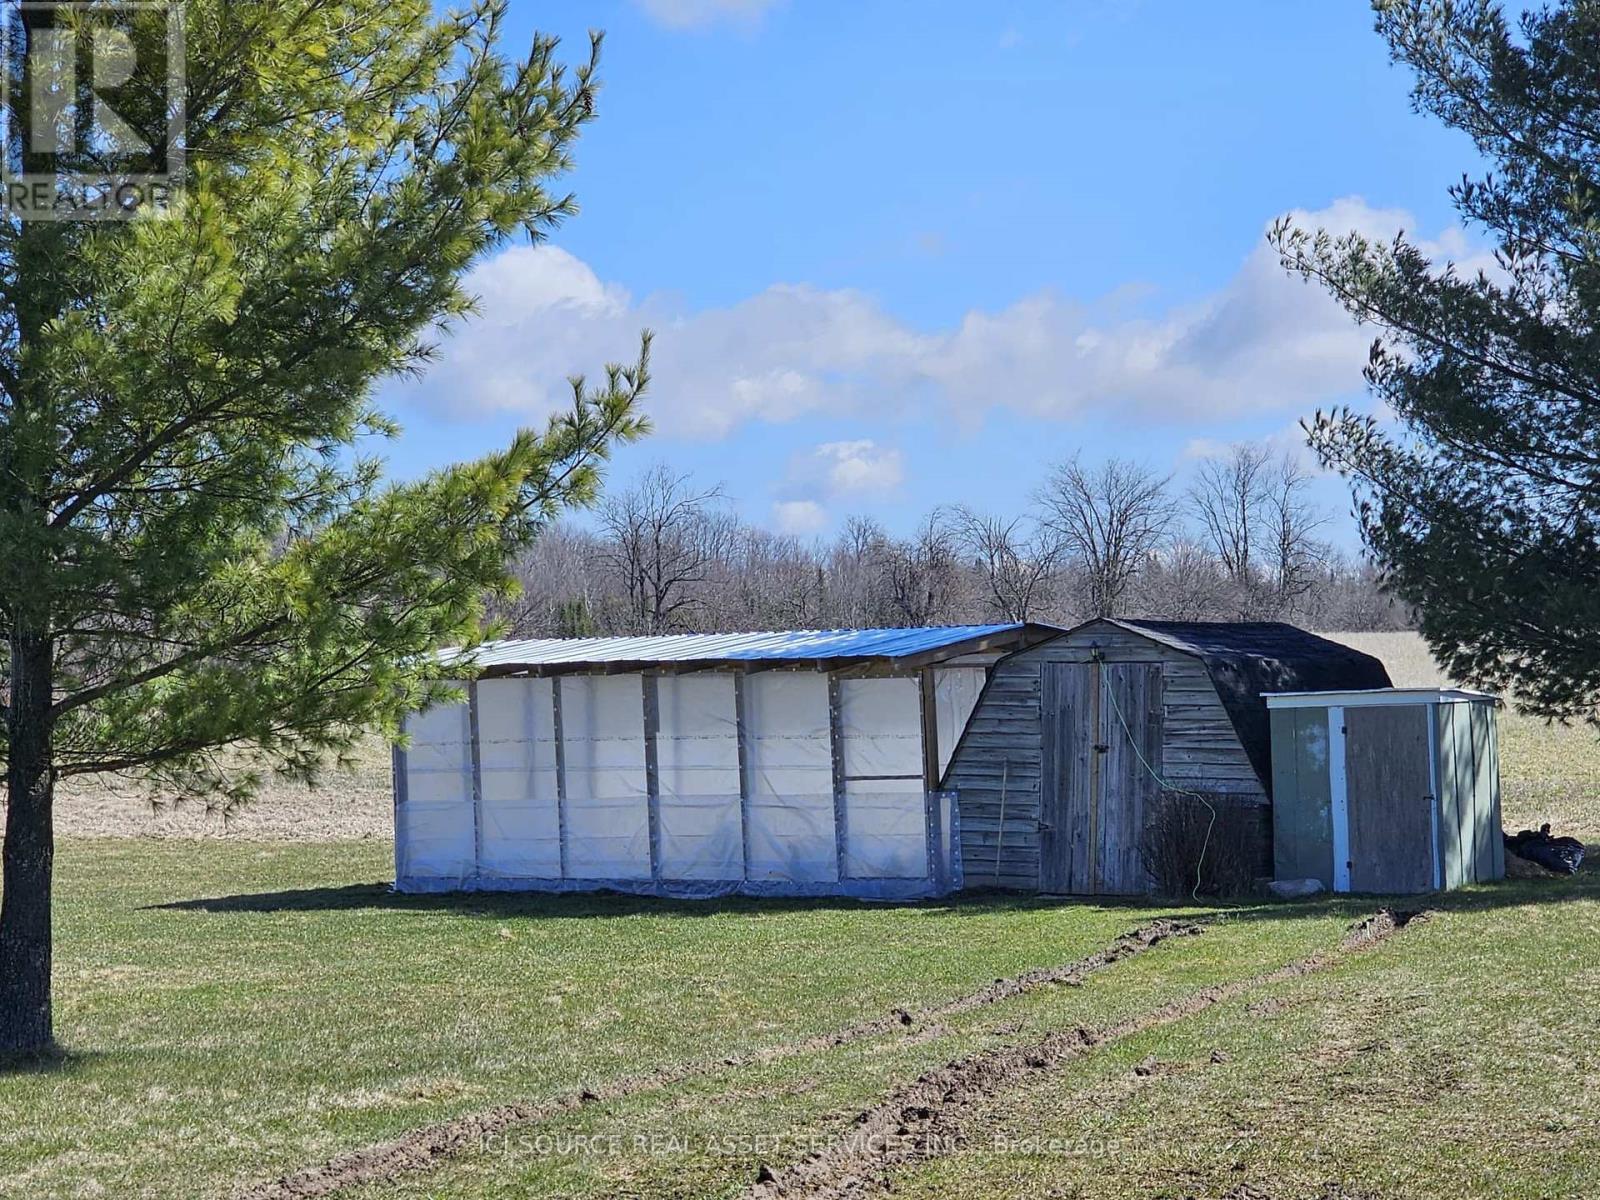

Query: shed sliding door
[1040,662,1162,895]
[1344,705,1435,894]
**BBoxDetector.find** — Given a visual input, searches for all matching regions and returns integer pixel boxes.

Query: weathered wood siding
[1037,662,1089,893]
[946,658,1043,889]
[1086,661,1164,894]
[947,621,1265,891]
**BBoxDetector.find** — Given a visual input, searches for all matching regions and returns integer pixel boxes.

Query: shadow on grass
[0,1044,104,1078]
[151,883,1205,923]
[1186,859,1600,927]
[149,860,1596,922]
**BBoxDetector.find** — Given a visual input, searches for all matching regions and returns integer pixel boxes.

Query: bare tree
[720,527,824,630]
[1260,453,1330,609]
[1189,443,1274,582]
[597,463,737,634]
[1296,552,1408,630]
[496,523,608,637]
[494,458,1399,637]
[1134,540,1229,621]
[952,507,1064,622]
[1186,443,1332,619]
[822,516,890,627]
[1037,457,1175,617]
[879,509,964,626]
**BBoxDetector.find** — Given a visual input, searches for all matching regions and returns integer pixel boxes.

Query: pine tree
[0,2,648,1055]
[1274,0,1600,721]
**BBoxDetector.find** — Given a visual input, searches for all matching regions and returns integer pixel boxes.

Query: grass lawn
[2,840,1597,1200]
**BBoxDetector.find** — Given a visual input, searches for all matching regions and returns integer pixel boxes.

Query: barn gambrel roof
[1099,619,1394,794]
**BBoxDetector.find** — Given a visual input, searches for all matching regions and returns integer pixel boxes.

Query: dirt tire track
[237,918,1200,1200]
[743,908,1429,1200]
[751,917,1201,1064]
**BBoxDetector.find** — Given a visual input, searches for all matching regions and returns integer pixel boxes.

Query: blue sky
[382,0,1482,546]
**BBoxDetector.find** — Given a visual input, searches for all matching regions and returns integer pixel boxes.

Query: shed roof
[1090,619,1394,796]
[458,623,1060,677]
[1265,687,1498,709]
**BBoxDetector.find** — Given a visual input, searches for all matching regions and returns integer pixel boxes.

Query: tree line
[493,442,1412,638]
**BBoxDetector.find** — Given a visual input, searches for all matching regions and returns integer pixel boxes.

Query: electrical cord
[1098,671,1217,902]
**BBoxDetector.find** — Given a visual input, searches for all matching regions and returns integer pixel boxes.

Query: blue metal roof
[458,623,1051,675]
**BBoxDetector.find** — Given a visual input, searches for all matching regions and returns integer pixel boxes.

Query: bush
[1140,789,1264,898]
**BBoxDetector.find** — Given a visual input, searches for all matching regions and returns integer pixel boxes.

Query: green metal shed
[1266,688,1505,894]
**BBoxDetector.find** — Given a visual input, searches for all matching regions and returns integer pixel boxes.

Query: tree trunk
[0,631,55,1057]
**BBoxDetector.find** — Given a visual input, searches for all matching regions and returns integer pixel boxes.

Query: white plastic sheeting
[476,678,561,880]
[933,668,987,778]
[655,674,744,880]
[395,700,475,884]
[838,678,927,879]
[394,669,970,898]
[743,672,837,883]
[560,675,652,880]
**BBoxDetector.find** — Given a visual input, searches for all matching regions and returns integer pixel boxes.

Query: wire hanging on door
[1098,670,1217,903]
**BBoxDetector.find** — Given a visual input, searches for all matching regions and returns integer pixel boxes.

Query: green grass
[897,888,1600,1200]
[0,840,1166,1199]
[4,840,1598,1200]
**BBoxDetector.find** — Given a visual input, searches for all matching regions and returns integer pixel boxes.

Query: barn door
[1344,705,1436,893]
[1040,661,1163,894]
[1040,663,1094,892]
[1097,663,1163,893]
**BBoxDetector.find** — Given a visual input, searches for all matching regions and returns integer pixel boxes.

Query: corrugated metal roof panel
[453,623,1042,673]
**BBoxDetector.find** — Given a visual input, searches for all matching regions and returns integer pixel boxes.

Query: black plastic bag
[1505,825,1585,876]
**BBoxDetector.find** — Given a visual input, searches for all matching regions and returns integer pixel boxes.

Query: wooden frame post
[643,673,663,882]
[1087,655,1103,894]
[827,674,849,881]
[734,671,753,882]
[918,668,941,791]
[467,682,484,882]
[552,677,570,880]
[391,733,409,884]
[919,668,943,888]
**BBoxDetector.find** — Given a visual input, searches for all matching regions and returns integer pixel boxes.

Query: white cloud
[771,499,827,535]
[1181,436,1232,461]
[1181,423,1328,476]
[809,440,905,496]
[634,0,781,30]
[393,198,1474,443]
[764,440,905,535]
[467,244,627,317]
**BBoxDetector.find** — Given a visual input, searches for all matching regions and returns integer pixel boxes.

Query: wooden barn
[942,619,1392,894]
